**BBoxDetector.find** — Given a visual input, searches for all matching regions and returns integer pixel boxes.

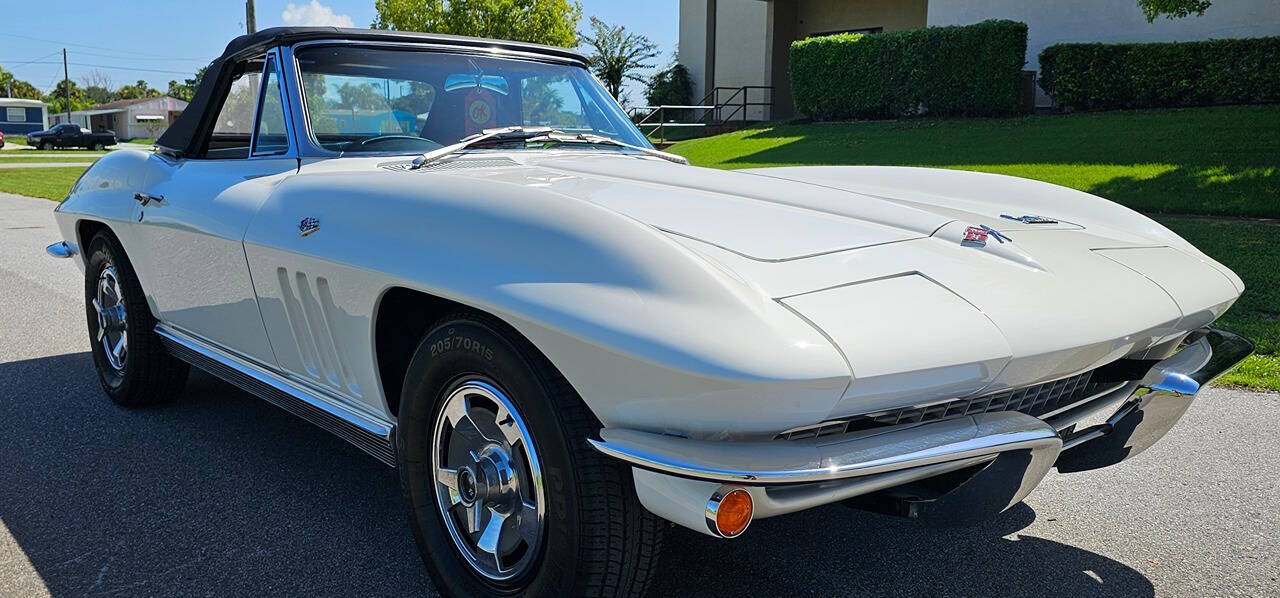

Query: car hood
[527,155,952,261]
[525,156,1197,261]
[514,156,1242,412]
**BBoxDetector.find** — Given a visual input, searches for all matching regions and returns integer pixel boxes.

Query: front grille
[776,370,1123,441]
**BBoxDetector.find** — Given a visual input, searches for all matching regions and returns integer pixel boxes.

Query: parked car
[0,130,5,148]
[27,123,115,150]
[45,27,1253,597]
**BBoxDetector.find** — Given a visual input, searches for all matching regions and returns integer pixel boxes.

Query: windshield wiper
[411,126,556,169]
[523,131,689,165]
[410,126,688,169]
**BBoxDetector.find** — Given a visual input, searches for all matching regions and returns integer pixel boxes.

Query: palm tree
[580,17,658,103]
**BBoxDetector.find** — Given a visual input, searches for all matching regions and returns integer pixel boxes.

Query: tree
[644,62,693,118]
[84,85,115,105]
[372,0,582,48]
[0,67,42,100]
[45,79,93,113]
[116,79,162,100]
[335,82,386,110]
[1137,0,1211,22]
[140,117,166,138]
[167,66,207,102]
[78,70,118,104]
[580,17,658,102]
[80,70,114,92]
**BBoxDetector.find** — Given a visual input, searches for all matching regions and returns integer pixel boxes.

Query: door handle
[134,192,164,206]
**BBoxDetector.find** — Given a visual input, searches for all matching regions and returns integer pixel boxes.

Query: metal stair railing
[629,85,774,142]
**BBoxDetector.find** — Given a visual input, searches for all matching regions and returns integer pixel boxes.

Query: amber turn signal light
[706,486,753,538]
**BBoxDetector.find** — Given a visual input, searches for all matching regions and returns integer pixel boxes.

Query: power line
[0,61,192,75]
[53,49,207,64]
[0,31,206,61]
[3,50,63,71]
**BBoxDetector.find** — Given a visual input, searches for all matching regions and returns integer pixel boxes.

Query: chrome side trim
[589,410,1061,486]
[46,241,76,258]
[155,325,396,466]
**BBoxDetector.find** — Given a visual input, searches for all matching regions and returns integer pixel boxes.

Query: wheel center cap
[457,465,479,505]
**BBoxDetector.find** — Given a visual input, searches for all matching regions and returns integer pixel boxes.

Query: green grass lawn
[122,137,157,146]
[671,105,1280,219]
[0,156,99,164]
[1157,217,1280,389]
[673,106,1279,391]
[0,167,87,200]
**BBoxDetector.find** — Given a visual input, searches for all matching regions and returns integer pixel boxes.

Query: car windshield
[294,46,650,154]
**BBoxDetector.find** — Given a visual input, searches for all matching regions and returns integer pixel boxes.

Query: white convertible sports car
[47,27,1253,597]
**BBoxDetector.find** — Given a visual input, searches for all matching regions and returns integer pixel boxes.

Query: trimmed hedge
[1040,37,1280,110]
[790,20,1028,120]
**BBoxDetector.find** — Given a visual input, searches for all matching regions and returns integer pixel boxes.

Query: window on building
[5,107,26,122]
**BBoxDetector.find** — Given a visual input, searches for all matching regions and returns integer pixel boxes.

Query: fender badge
[1001,214,1058,224]
[962,225,1011,247]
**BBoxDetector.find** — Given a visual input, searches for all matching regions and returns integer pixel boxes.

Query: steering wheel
[349,135,442,151]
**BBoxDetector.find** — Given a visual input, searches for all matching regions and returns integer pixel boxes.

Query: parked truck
[27,124,116,150]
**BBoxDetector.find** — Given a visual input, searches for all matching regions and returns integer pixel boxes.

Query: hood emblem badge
[962,225,1011,247]
[299,217,320,237]
[1001,214,1058,224]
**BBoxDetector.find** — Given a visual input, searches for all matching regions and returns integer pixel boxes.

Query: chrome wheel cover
[431,378,545,581]
[93,264,128,372]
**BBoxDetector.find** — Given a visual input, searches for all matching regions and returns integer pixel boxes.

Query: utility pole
[246,0,256,34]
[62,48,71,121]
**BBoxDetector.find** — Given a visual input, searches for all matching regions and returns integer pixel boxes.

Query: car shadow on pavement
[0,352,431,596]
[653,500,1155,597]
[0,353,1155,597]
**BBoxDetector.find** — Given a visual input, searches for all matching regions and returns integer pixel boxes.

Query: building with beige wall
[679,0,1280,118]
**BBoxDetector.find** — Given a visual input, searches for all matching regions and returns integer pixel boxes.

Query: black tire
[397,312,663,597]
[38,141,49,150]
[85,229,189,406]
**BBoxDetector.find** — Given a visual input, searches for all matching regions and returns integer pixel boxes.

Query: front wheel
[38,141,49,150]
[397,313,663,597]
[84,230,189,406]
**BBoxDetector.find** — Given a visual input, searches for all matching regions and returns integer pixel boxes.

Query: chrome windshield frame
[278,39,641,159]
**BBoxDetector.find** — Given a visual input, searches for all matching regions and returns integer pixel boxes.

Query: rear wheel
[85,230,189,406]
[397,313,663,597]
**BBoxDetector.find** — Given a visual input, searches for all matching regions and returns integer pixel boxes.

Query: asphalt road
[1,192,1277,597]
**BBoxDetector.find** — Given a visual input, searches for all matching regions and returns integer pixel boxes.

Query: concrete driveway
[0,192,1276,597]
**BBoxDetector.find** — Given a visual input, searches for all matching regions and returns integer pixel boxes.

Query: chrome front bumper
[591,328,1253,535]
[1055,328,1254,472]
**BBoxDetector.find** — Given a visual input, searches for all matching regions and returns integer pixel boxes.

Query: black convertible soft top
[156,27,588,156]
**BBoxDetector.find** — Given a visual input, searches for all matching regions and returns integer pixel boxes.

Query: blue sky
[0,0,679,105]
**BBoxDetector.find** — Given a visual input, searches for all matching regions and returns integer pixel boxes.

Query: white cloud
[281,1,355,28]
